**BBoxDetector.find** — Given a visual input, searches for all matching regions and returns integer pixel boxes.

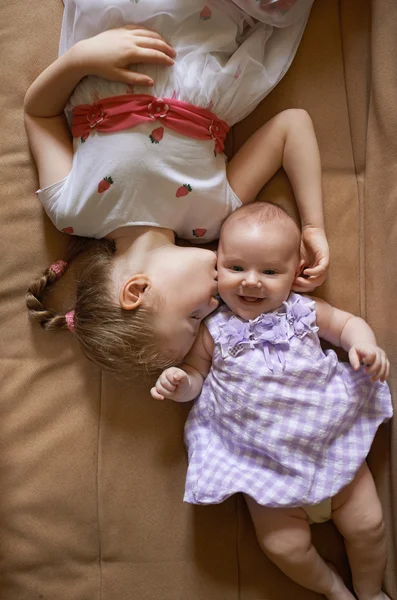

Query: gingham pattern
[184,294,393,506]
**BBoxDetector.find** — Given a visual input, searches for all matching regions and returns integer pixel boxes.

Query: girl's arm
[314,297,390,382]
[24,26,175,189]
[227,108,328,292]
[151,324,214,402]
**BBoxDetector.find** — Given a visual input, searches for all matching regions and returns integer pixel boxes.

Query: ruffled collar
[215,294,318,369]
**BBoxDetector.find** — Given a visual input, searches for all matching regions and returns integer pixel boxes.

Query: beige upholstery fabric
[1,0,395,598]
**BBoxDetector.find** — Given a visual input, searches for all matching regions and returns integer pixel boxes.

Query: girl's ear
[119,274,151,310]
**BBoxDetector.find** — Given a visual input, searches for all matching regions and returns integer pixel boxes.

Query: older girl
[25,0,328,378]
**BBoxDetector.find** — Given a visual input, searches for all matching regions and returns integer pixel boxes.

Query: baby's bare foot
[325,565,356,600]
[354,594,391,600]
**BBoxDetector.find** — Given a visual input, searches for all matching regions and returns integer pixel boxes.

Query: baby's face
[217,219,302,320]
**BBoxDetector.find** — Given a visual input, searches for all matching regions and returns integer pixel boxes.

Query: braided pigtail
[26,259,73,331]
[26,238,97,332]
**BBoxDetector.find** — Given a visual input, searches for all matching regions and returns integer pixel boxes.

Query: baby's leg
[244,495,355,599]
[332,462,390,600]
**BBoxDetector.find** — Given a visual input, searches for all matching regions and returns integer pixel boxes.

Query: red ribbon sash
[72,94,229,154]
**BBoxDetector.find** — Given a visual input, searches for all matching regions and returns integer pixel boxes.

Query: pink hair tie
[65,310,76,332]
[50,260,68,278]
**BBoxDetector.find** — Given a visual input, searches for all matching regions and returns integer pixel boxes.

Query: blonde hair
[26,238,177,380]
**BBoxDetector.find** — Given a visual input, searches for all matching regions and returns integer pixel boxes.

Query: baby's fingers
[159,370,180,391]
[348,347,361,371]
[150,387,165,401]
[362,351,381,379]
[378,354,389,382]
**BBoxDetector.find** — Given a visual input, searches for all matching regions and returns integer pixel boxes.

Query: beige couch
[1,0,396,598]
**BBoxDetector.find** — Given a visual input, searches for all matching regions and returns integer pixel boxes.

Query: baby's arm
[24,26,175,189]
[314,297,390,382]
[227,109,328,292]
[151,324,214,402]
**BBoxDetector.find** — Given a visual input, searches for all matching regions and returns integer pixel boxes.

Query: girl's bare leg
[332,462,390,600]
[244,495,355,599]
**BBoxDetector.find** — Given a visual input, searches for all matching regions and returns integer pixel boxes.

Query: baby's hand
[293,227,330,292]
[151,367,191,402]
[76,25,176,86]
[349,343,390,382]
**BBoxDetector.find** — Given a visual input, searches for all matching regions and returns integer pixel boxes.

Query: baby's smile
[238,295,264,304]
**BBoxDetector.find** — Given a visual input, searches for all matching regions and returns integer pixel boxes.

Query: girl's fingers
[292,274,325,292]
[132,46,175,65]
[134,36,176,58]
[302,261,328,276]
[116,69,154,86]
[126,26,167,42]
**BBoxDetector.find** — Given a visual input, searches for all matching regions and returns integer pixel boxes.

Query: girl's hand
[75,25,176,86]
[349,343,390,382]
[293,226,330,292]
[151,367,191,401]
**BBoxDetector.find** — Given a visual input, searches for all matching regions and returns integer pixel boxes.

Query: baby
[152,202,393,600]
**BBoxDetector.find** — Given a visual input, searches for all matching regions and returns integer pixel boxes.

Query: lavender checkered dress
[184,293,393,507]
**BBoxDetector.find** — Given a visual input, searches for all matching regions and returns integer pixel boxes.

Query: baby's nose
[242,274,262,288]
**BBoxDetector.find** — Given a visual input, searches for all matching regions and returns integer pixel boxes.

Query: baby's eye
[231,266,243,272]
[264,269,276,275]
[190,314,201,321]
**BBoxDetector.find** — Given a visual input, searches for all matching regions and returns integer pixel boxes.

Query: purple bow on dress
[286,296,318,338]
[216,295,318,370]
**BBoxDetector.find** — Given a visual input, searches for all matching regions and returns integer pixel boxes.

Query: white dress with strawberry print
[37,0,314,241]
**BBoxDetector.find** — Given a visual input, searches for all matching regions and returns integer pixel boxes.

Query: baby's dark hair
[221,202,301,245]
[26,238,177,380]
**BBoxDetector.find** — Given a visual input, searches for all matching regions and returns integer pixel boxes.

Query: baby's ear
[297,257,306,277]
[119,274,151,310]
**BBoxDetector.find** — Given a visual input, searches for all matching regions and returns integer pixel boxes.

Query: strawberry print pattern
[149,127,164,144]
[192,228,207,238]
[98,177,114,193]
[200,5,212,20]
[176,184,193,197]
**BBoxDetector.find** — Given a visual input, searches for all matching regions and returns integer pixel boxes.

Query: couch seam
[96,370,103,599]
[338,0,370,321]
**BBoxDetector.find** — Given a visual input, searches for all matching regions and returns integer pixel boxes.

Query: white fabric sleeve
[36,176,68,227]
